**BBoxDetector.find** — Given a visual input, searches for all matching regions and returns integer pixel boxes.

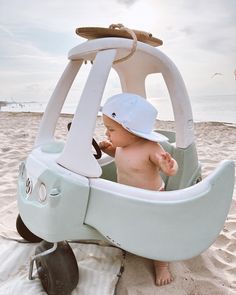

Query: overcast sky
[0,0,235,103]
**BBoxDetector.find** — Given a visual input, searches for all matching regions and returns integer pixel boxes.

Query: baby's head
[102,93,167,144]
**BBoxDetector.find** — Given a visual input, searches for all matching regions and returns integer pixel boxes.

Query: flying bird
[211,72,223,79]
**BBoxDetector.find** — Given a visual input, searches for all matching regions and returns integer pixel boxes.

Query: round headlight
[39,183,47,202]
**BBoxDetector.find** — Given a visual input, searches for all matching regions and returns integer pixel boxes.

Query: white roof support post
[35,60,83,146]
[57,49,117,177]
[161,61,195,149]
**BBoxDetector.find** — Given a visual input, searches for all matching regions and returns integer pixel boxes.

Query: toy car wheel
[35,240,79,295]
[16,214,43,243]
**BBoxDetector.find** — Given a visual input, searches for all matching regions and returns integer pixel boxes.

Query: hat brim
[102,111,168,143]
[126,128,168,143]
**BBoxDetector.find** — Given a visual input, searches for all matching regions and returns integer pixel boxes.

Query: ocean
[1,94,235,124]
[150,94,236,124]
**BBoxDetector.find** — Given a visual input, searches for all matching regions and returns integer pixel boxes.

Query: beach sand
[0,112,235,294]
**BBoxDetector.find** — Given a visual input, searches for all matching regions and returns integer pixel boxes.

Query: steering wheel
[67,122,102,160]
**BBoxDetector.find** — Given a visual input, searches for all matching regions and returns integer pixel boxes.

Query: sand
[0,112,235,294]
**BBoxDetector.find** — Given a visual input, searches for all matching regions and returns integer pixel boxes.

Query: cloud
[0,0,235,101]
[116,0,138,6]
[165,0,236,56]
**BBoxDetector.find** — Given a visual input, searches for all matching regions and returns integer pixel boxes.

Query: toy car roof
[76,26,163,47]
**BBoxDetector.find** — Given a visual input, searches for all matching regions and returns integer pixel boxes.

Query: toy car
[16,27,235,295]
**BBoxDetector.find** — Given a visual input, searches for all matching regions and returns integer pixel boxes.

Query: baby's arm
[99,140,116,157]
[150,146,178,176]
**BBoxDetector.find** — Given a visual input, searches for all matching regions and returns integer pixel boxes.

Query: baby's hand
[99,140,116,157]
[160,152,174,167]
[159,152,178,175]
[99,140,112,151]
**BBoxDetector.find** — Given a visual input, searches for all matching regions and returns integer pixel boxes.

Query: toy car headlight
[39,183,47,202]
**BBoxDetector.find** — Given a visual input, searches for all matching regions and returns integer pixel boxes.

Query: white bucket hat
[102,93,168,142]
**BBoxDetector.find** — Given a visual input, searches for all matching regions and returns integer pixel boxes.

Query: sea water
[1,94,235,124]
[150,94,236,123]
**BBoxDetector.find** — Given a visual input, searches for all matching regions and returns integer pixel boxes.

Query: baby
[99,93,178,286]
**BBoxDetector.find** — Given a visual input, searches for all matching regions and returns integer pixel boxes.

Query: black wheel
[16,214,42,243]
[35,240,79,295]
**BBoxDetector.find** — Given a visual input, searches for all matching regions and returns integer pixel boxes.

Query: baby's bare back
[115,141,164,191]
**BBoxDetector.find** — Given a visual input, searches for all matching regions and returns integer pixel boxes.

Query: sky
[0,0,236,103]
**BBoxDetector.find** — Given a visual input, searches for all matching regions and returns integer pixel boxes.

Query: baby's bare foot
[153,261,173,286]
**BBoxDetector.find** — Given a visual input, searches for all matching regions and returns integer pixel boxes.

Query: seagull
[211,72,223,78]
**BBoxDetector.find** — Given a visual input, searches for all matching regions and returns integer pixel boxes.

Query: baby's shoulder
[145,140,162,150]
[140,141,162,158]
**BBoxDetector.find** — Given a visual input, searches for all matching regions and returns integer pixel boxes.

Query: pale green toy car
[16,30,235,295]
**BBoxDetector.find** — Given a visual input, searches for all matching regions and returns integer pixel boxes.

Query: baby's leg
[153,260,173,286]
